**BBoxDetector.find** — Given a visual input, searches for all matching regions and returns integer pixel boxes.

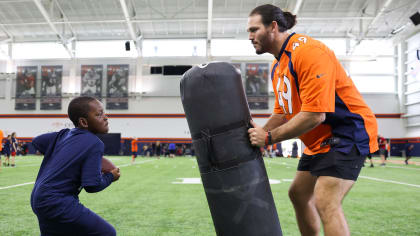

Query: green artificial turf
[0,155,419,236]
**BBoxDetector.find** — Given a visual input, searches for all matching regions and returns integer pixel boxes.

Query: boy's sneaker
[370,164,374,168]
[405,160,408,165]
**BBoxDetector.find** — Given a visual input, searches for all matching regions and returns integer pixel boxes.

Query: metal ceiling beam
[119,0,142,56]
[33,0,74,57]
[350,0,394,54]
[292,0,304,15]
[53,0,76,38]
[206,0,213,58]
[0,24,12,40]
[0,16,377,27]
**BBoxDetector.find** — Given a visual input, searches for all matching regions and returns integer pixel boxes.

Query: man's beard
[255,35,270,55]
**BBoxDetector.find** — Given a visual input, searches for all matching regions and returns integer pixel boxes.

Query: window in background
[142,39,206,57]
[211,39,267,56]
[0,44,8,60]
[317,38,346,55]
[352,39,394,56]
[12,42,70,59]
[350,75,395,93]
[350,57,395,74]
[76,40,138,58]
[349,39,396,93]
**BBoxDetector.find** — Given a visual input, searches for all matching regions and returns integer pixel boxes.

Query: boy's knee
[107,226,116,236]
[100,221,116,236]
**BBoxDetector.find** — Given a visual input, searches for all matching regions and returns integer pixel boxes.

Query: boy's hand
[110,168,120,182]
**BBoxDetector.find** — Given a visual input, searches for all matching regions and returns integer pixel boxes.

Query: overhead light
[390,25,406,35]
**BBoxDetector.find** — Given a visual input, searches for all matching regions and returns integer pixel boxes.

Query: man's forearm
[271,111,325,143]
[262,113,288,131]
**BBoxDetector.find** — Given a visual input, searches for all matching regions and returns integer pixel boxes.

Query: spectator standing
[155,141,161,158]
[3,135,11,166]
[168,143,176,158]
[0,129,3,171]
[378,135,387,166]
[131,138,138,164]
[405,142,414,165]
[11,132,17,167]
[291,141,298,158]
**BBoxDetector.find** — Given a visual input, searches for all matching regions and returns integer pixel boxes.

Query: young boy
[30,96,120,236]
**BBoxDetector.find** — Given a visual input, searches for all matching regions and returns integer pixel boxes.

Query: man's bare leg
[314,176,354,236]
[289,171,320,236]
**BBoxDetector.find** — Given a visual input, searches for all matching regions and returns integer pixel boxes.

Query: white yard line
[385,166,420,171]
[117,159,157,168]
[0,159,157,191]
[0,182,35,190]
[359,176,420,188]
[266,160,296,167]
[266,160,420,188]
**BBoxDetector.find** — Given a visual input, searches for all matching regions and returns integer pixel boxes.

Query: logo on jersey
[316,73,326,78]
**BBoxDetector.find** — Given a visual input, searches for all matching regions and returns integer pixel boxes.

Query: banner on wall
[40,65,62,110]
[245,63,269,109]
[81,65,103,98]
[106,64,129,110]
[15,66,37,110]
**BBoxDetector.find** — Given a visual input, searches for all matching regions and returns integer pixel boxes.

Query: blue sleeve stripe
[285,51,300,95]
[271,62,278,81]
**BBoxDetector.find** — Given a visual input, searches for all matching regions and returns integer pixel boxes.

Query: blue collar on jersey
[275,32,296,61]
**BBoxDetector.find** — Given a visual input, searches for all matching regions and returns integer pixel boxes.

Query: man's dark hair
[250,4,297,32]
[68,96,96,127]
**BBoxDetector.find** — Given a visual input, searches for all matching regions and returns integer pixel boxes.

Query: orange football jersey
[131,139,138,152]
[271,33,378,156]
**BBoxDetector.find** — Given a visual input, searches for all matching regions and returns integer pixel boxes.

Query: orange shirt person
[0,129,3,171]
[0,129,3,154]
[247,4,378,236]
[131,138,138,164]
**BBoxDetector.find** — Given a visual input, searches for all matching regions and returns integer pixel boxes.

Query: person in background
[155,141,161,158]
[131,137,138,164]
[168,143,176,158]
[291,141,298,158]
[142,143,148,157]
[151,142,156,156]
[366,153,374,168]
[3,135,11,167]
[162,144,169,157]
[276,142,284,157]
[10,132,17,167]
[22,142,29,156]
[0,129,3,171]
[146,143,153,157]
[405,142,414,165]
[378,135,387,166]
